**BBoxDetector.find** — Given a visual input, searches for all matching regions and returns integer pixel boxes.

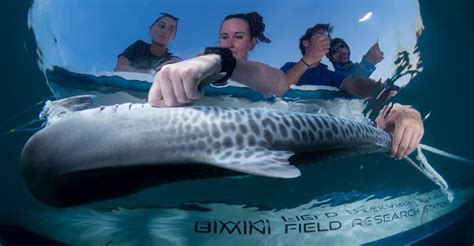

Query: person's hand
[375,103,424,159]
[303,34,330,65]
[148,54,221,107]
[365,42,384,65]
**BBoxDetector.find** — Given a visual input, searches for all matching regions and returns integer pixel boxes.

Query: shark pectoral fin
[209,148,300,178]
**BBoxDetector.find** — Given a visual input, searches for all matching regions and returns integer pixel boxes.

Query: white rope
[422,111,431,121]
[403,147,454,202]
[419,144,474,164]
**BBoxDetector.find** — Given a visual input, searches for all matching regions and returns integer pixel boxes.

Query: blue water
[1,0,473,245]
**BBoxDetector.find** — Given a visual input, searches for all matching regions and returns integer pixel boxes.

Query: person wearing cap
[114,13,182,74]
[327,38,384,79]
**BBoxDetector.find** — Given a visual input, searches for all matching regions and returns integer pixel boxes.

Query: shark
[20,96,457,207]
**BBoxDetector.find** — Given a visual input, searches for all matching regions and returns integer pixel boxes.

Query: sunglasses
[330,44,347,54]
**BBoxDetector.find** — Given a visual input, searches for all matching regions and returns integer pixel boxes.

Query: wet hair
[221,12,271,43]
[327,37,351,61]
[299,23,333,55]
[150,13,179,32]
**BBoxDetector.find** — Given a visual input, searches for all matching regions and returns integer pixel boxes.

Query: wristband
[204,47,237,85]
[300,58,311,68]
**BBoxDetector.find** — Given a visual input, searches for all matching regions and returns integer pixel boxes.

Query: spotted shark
[20,96,392,206]
[21,96,464,207]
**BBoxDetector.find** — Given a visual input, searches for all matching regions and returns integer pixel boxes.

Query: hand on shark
[375,103,424,159]
[149,54,289,108]
[148,54,222,107]
[148,54,424,160]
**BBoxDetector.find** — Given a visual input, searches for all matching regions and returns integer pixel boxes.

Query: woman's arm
[148,54,290,107]
[231,58,289,96]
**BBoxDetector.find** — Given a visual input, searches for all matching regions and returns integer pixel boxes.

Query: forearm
[284,60,313,85]
[360,56,376,73]
[350,57,376,79]
[231,58,290,96]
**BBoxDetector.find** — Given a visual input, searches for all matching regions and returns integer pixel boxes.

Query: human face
[330,43,350,64]
[150,16,177,47]
[219,18,256,60]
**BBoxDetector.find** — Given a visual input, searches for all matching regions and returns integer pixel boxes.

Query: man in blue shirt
[281,23,379,98]
[280,61,347,88]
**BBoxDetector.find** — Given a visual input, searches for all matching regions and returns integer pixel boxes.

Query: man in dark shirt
[118,40,181,71]
[114,13,182,74]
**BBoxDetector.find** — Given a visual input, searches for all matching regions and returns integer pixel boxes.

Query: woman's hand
[148,54,221,107]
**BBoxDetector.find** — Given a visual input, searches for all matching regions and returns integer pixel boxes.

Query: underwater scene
[1,0,473,245]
